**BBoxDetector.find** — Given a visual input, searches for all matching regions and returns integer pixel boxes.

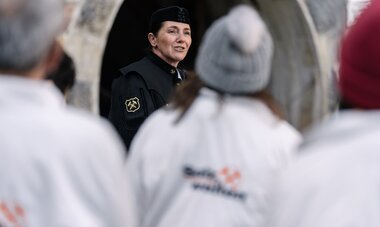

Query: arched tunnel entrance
[99,0,346,130]
[99,0,256,117]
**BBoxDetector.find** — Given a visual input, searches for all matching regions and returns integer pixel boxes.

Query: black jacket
[108,52,186,151]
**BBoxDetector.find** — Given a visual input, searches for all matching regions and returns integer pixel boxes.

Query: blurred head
[147,6,192,67]
[195,4,273,94]
[339,0,380,109]
[0,0,63,74]
[45,51,76,97]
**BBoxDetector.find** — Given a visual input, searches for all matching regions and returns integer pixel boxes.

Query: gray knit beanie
[195,5,273,94]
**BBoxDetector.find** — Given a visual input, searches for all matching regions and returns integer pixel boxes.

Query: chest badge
[170,69,176,74]
[125,97,140,112]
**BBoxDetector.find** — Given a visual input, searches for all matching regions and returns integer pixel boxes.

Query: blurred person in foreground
[44,0,77,100]
[268,1,380,227]
[0,0,136,226]
[45,50,76,99]
[127,5,301,227]
[108,6,192,151]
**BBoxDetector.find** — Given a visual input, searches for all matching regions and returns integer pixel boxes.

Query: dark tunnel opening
[99,0,259,117]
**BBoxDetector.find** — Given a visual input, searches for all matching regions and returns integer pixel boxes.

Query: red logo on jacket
[183,165,247,201]
[0,201,26,227]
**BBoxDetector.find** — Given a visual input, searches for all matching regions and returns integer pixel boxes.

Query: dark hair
[171,73,285,123]
[45,52,76,94]
[338,98,355,110]
[149,22,162,36]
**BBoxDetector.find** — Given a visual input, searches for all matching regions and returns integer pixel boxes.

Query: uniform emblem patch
[125,97,140,112]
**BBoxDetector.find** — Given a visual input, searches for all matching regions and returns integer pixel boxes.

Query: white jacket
[128,88,301,227]
[0,75,136,227]
[269,110,380,227]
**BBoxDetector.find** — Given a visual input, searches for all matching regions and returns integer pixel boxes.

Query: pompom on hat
[149,6,190,33]
[195,4,273,94]
[339,0,380,109]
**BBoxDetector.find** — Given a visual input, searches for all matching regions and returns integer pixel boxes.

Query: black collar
[147,52,178,76]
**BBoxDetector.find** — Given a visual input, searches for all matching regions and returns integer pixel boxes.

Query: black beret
[149,6,190,33]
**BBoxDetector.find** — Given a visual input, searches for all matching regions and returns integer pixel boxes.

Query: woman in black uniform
[108,6,192,151]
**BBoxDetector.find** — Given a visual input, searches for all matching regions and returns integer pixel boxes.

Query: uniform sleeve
[108,72,155,150]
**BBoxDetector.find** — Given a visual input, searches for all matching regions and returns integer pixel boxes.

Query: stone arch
[63,0,346,130]
[61,0,124,113]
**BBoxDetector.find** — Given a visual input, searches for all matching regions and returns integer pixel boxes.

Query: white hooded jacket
[269,110,380,227]
[0,75,136,227]
[128,88,301,227]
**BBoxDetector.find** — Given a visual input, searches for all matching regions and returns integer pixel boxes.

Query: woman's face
[149,21,192,67]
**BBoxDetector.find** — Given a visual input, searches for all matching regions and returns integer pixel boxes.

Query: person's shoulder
[128,107,180,150]
[119,57,147,76]
[26,106,126,160]
[111,69,146,90]
[137,107,178,133]
[113,58,149,85]
[275,120,302,140]
[64,106,112,127]
[59,107,124,146]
